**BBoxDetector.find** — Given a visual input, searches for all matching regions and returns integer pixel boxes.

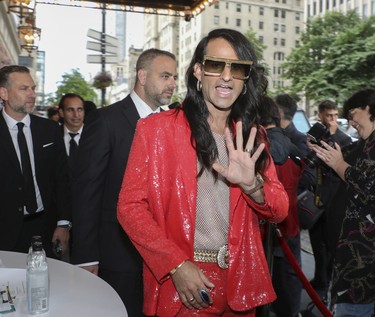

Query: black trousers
[272,235,302,317]
[13,211,56,259]
[309,215,332,288]
[99,267,145,317]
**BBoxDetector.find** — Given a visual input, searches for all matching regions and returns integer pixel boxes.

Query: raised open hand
[212,121,265,194]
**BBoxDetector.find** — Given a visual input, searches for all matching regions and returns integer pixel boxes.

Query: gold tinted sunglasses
[202,55,253,80]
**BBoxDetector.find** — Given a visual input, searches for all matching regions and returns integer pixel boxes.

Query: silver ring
[244,148,252,155]
[189,297,195,302]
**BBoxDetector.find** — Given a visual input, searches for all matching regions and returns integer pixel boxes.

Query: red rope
[276,228,333,317]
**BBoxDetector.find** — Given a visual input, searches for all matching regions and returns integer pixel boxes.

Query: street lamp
[18,14,41,53]
[7,0,36,17]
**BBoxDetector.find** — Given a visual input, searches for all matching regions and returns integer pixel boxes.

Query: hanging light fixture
[18,14,41,53]
[7,0,36,17]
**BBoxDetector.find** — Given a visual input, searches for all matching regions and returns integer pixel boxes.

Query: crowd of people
[0,27,374,317]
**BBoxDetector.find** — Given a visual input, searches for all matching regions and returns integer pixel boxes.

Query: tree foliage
[282,11,375,104]
[245,29,269,75]
[53,69,98,105]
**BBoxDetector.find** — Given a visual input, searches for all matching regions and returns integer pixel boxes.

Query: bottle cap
[31,236,43,251]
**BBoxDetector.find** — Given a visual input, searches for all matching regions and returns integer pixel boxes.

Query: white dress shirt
[130,91,161,118]
[63,125,84,156]
[2,110,44,214]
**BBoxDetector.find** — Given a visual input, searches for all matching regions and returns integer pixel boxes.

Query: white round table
[0,251,127,317]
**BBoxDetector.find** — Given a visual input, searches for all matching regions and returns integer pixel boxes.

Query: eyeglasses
[202,56,253,80]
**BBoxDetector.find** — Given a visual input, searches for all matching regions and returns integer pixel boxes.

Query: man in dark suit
[0,65,71,258]
[71,49,177,317]
[58,93,85,164]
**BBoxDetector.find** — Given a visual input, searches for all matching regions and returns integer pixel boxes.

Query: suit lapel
[121,95,140,130]
[0,111,23,172]
[29,115,43,175]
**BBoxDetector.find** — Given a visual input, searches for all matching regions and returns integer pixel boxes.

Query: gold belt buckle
[217,244,228,269]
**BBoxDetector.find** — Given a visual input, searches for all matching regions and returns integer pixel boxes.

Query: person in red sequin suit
[117,29,288,317]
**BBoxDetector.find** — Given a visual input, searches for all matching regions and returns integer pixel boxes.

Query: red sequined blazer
[117,109,288,316]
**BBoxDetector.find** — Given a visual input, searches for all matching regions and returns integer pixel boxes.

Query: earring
[242,85,247,95]
[197,80,202,92]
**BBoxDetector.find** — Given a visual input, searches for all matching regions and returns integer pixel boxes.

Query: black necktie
[17,122,37,214]
[69,133,78,157]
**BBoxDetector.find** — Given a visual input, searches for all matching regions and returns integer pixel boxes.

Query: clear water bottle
[26,236,49,314]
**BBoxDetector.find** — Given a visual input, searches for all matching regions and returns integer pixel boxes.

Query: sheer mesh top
[194,131,230,250]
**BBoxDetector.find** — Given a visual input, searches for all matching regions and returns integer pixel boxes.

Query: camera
[304,122,334,168]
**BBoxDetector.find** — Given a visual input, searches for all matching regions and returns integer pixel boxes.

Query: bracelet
[246,173,264,196]
[170,260,187,276]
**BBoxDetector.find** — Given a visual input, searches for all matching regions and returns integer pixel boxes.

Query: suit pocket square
[43,142,54,148]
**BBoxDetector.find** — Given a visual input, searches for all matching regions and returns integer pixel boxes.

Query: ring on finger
[244,148,252,155]
[189,297,195,303]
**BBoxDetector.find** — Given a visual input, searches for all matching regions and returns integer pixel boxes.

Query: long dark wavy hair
[183,28,269,178]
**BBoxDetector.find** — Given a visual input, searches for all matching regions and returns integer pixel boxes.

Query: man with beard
[0,65,71,258]
[71,49,178,317]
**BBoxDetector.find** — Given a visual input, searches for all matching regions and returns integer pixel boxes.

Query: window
[248,20,251,27]
[283,0,286,3]
[295,40,300,46]
[226,17,229,24]
[236,19,241,27]
[273,52,285,60]
[259,21,264,29]
[259,7,264,15]
[274,9,279,17]
[281,10,286,18]
[296,12,300,20]
[226,2,229,9]
[281,38,286,46]
[249,5,251,12]
[214,2,219,9]
[274,23,279,31]
[259,36,264,42]
[214,16,219,25]
[281,24,286,32]
[296,26,300,34]
[236,3,241,12]
[274,38,278,45]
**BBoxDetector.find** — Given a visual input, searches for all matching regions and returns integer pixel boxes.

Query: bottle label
[29,286,48,312]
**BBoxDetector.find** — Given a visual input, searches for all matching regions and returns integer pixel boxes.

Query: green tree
[245,29,270,76]
[245,28,267,63]
[282,11,375,104]
[54,69,98,105]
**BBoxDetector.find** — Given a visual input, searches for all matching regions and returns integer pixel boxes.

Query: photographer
[308,89,375,317]
[306,100,351,292]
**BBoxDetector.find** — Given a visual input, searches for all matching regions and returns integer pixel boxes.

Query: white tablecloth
[0,251,127,317]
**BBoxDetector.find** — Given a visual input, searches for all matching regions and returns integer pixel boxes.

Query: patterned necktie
[17,122,37,214]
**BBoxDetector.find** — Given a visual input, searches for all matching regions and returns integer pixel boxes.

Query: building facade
[143,0,304,95]
[305,0,375,19]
